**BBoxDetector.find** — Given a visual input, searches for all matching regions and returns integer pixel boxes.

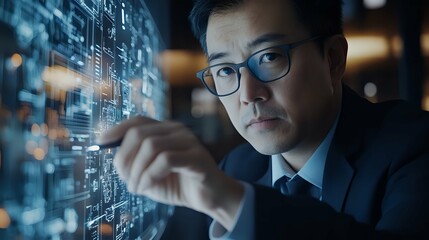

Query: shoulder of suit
[357,98,429,169]
[370,99,429,134]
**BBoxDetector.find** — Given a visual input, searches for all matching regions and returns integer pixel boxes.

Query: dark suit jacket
[219,85,429,239]
[161,85,429,239]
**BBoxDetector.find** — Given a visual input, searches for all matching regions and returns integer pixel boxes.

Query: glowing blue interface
[0,0,172,239]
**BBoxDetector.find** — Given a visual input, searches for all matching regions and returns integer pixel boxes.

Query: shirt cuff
[209,181,255,240]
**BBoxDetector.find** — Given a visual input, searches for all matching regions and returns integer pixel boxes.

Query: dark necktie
[274,175,321,200]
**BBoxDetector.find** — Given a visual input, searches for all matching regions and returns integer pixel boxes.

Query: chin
[248,139,289,156]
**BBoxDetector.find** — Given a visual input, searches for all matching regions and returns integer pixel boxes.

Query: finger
[96,115,158,146]
[134,147,214,195]
[114,121,186,180]
[133,150,192,194]
[127,132,192,187]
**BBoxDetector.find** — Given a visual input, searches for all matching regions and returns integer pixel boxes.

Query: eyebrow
[207,33,287,64]
[207,52,228,63]
[247,33,287,49]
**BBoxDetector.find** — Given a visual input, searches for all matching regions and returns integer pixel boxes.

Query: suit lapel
[322,85,371,212]
[255,156,272,187]
[322,146,354,211]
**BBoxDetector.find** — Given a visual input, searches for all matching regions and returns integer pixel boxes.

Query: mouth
[246,117,280,129]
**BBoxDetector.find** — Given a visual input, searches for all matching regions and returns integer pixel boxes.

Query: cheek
[276,56,333,122]
[295,50,332,90]
[219,97,241,129]
[288,51,331,99]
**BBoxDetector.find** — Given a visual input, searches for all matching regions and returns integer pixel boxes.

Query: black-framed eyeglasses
[196,36,323,97]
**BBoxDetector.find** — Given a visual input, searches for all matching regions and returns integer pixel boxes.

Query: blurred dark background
[147,0,429,163]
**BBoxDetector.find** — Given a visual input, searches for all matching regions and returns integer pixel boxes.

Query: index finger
[96,116,159,146]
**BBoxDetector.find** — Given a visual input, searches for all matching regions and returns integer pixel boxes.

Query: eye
[216,66,235,77]
[259,52,281,64]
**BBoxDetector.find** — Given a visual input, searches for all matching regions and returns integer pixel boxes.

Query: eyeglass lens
[202,45,291,96]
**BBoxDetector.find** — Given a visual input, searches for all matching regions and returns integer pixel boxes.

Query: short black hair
[189,0,343,53]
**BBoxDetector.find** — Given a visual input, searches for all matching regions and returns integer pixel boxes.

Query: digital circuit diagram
[0,0,172,239]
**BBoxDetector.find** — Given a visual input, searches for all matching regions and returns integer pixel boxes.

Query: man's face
[206,0,340,156]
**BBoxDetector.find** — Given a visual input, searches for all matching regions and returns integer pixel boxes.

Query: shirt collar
[271,115,339,189]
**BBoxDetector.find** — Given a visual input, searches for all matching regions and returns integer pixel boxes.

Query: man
[98,0,429,239]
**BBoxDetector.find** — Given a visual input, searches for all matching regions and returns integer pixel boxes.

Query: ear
[325,35,348,88]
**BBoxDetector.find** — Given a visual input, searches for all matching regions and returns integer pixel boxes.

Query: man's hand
[97,116,244,231]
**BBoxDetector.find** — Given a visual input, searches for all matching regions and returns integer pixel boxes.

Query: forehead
[206,0,308,58]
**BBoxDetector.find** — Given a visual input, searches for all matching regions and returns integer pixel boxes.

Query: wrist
[205,174,244,231]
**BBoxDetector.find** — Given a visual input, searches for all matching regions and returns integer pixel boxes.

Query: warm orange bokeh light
[0,208,11,229]
[31,123,41,137]
[33,148,45,160]
[11,53,23,68]
[423,96,429,111]
[158,50,207,86]
[100,223,113,235]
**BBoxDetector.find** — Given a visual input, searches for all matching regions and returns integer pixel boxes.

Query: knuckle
[128,126,142,139]
[144,136,161,151]
[158,151,171,161]
[158,151,176,166]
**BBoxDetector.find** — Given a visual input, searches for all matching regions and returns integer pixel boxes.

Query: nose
[238,68,270,104]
